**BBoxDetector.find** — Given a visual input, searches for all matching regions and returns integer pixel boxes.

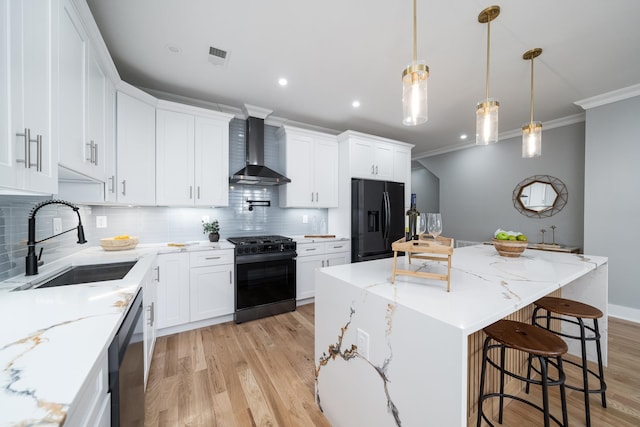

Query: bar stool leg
[477,337,490,427]
[538,355,551,427]
[557,356,569,427]
[578,317,593,427]
[594,319,607,408]
[498,345,506,424]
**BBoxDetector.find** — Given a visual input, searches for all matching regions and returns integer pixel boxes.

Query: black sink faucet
[26,199,87,276]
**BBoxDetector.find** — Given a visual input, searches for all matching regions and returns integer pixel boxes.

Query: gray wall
[411,166,439,215]
[416,122,585,247]
[584,95,640,310]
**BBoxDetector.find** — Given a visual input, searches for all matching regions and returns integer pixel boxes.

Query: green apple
[517,234,528,241]
[496,232,509,240]
[508,235,517,241]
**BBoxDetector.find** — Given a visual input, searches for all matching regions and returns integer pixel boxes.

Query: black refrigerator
[351,178,405,262]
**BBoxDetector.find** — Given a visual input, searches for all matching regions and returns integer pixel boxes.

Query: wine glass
[418,213,427,238]
[427,213,442,241]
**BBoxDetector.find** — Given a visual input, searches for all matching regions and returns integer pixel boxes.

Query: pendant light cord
[413,0,417,64]
[485,19,491,102]
[529,57,535,124]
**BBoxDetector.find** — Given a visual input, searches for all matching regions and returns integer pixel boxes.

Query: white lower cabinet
[296,240,350,300]
[64,351,110,426]
[157,249,234,331]
[143,260,158,387]
[156,252,190,330]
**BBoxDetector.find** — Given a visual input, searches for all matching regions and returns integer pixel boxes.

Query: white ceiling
[86,0,640,158]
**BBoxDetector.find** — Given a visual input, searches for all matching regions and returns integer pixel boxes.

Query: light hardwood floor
[145,306,639,426]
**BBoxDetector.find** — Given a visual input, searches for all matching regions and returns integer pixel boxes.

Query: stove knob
[251,246,257,253]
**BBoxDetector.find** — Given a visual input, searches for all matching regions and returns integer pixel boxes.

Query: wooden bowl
[100,236,139,251]
[492,238,528,257]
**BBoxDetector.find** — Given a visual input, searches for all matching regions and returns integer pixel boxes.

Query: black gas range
[227,235,297,323]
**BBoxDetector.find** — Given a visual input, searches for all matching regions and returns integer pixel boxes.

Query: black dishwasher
[108,289,144,426]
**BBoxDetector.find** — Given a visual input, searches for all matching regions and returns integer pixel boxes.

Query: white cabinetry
[157,249,234,331]
[57,0,109,181]
[348,135,394,181]
[296,240,350,300]
[156,101,233,206]
[278,126,339,208]
[143,261,158,388]
[116,88,156,205]
[156,252,190,329]
[189,250,234,321]
[64,350,110,427]
[1,0,57,194]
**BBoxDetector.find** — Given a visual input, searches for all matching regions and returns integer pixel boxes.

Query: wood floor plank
[146,306,638,427]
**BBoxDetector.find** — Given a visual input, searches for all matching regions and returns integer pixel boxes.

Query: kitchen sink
[13,260,138,291]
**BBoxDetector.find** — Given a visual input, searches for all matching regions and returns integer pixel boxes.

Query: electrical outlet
[202,215,210,223]
[96,216,108,229]
[53,218,62,235]
[357,328,370,359]
[302,215,308,224]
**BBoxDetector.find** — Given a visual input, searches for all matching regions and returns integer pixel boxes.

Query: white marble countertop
[0,240,233,426]
[319,244,607,334]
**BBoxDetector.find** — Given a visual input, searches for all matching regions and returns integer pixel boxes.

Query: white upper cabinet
[1,0,57,194]
[116,88,156,205]
[348,135,394,181]
[57,0,109,182]
[156,101,233,206]
[278,126,339,208]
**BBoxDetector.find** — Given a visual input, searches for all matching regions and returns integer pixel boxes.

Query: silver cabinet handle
[229,271,232,284]
[121,180,126,196]
[321,260,325,267]
[93,142,98,165]
[86,141,97,164]
[311,192,314,202]
[190,185,193,199]
[205,256,221,260]
[86,142,93,162]
[305,248,317,252]
[154,266,160,282]
[316,192,319,202]
[327,259,330,267]
[197,186,201,199]
[109,176,116,193]
[371,164,374,174]
[36,135,42,171]
[16,128,30,168]
[375,165,378,175]
[151,301,155,326]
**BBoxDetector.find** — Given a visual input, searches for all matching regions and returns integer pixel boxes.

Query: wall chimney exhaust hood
[230,105,291,186]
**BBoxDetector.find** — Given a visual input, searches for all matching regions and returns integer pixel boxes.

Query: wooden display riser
[391,235,454,292]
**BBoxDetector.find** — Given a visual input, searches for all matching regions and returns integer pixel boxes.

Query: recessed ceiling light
[352,100,361,108]
[460,134,468,140]
[166,44,182,54]
[278,78,288,86]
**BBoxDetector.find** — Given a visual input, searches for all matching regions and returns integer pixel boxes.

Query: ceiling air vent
[208,46,229,67]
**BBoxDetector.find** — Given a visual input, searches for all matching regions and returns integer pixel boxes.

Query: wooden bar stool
[477,320,569,427]
[529,297,607,427]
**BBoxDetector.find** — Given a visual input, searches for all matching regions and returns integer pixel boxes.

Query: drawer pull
[305,248,317,251]
[205,256,221,260]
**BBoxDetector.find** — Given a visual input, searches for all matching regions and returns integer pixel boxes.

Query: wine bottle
[406,193,419,240]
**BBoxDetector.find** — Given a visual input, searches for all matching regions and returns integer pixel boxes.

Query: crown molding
[574,83,640,110]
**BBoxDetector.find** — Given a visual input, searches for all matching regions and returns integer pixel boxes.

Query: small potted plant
[202,219,220,242]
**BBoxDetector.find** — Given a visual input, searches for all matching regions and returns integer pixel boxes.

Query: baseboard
[608,303,640,323]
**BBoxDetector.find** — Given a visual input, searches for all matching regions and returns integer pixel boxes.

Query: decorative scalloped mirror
[512,175,567,218]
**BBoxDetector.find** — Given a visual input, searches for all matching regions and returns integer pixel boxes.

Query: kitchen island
[314,244,607,427]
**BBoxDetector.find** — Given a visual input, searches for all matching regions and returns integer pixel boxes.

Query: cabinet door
[143,263,158,387]
[195,116,229,206]
[103,80,117,202]
[189,264,234,321]
[313,137,339,207]
[350,137,374,179]
[85,45,107,179]
[4,0,56,193]
[373,143,394,180]
[296,247,324,300]
[57,0,88,175]
[281,133,314,207]
[116,91,156,205]
[156,253,190,329]
[156,109,194,205]
[326,252,349,267]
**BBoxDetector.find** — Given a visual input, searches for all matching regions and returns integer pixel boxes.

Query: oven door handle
[235,251,297,264]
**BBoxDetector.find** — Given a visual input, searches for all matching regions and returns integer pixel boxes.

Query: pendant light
[476,5,500,145]
[402,0,429,126]
[522,48,543,158]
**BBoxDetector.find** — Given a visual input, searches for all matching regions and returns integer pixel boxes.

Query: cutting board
[303,235,336,238]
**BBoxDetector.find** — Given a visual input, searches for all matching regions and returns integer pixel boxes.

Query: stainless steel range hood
[230,113,291,186]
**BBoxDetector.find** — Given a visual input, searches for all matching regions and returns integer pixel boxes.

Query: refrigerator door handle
[382,191,391,240]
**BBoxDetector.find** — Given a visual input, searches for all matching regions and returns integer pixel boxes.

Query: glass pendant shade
[475,99,499,145]
[522,121,542,158]
[402,61,429,126]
